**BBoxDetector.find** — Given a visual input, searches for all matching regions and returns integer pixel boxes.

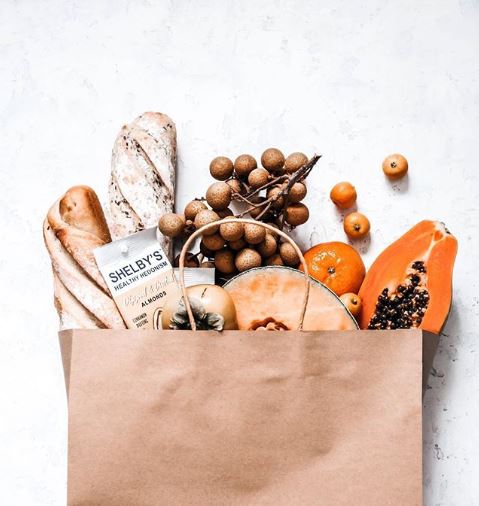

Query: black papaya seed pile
[368,261,429,330]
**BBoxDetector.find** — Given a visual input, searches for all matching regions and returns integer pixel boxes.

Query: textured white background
[1,0,478,504]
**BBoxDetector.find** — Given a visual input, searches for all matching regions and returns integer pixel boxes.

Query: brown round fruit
[344,212,370,239]
[226,178,243,195]
[265,254,284,266]
[248,196,269,219]
[330,182,357,209]
[264,222,279,237]
[288,182,307,203]
[209,156,234,181]
[382,153,408,179]
[201,233,226,251]
[234,154,257,178]
[284,203,309,226]
[219,220,244,242]
[244,223,266,244]
[340,293,362,318]
[205,182,232,211]
[257,233,278,258]
[200,241,214,258]
[284,152,308,173]
[267,186,285,210]
[158,213,185,238]
[174,252,199,268]
[261,148,285,173]
[217,207,234,218]
[184,200,207,221]
[279,242,300,266]
[235,248,262,272]
[201,261,215,269]
[194,209,220,235]
[214,249,236,274]
[248,168,270,189]
[228,238,247,251]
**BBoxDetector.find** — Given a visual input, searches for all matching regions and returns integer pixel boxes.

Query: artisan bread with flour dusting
[108,112,176,257]
[44,186,126,330]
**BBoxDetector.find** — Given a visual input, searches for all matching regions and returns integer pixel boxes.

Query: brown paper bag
[60,328,424,506]
[59,220,431,505]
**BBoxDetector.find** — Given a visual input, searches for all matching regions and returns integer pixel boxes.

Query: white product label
[94,228,178,329]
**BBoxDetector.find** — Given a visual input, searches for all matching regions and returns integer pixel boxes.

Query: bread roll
[108,112,176,257]
[44,185,126,330]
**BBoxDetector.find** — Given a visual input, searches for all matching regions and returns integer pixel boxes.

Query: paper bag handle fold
[178,218,311,331]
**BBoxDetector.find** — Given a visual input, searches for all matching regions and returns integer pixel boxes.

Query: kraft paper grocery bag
[59,328,423,506]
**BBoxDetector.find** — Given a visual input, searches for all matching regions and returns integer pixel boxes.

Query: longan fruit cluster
[201,219,301,277]
[208,148,311,227]
[158,149,320,275]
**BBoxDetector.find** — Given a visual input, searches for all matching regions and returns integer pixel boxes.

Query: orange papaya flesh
[358,220,457,334]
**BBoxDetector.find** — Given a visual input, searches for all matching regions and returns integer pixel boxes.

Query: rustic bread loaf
[44,185,126,330]
[108,112,176,258]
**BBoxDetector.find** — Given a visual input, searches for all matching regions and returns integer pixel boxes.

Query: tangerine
[330,182,357,209]
[300,241,365,296]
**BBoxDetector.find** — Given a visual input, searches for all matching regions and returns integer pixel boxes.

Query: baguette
[44,185,126,330]
[108,112,176,258]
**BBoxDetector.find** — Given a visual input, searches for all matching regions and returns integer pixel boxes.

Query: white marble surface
[1,0,478,504]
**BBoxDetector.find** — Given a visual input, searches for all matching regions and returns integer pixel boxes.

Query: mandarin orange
[300,241,365,296]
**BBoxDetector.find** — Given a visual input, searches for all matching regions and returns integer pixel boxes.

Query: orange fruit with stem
[340,293,362,318]
[300,242,365,296]
[382,153,408,179]
[344,212,370,239]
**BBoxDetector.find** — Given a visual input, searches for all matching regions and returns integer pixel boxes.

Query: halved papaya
[224,266,358,331]
[358,220,457,334]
